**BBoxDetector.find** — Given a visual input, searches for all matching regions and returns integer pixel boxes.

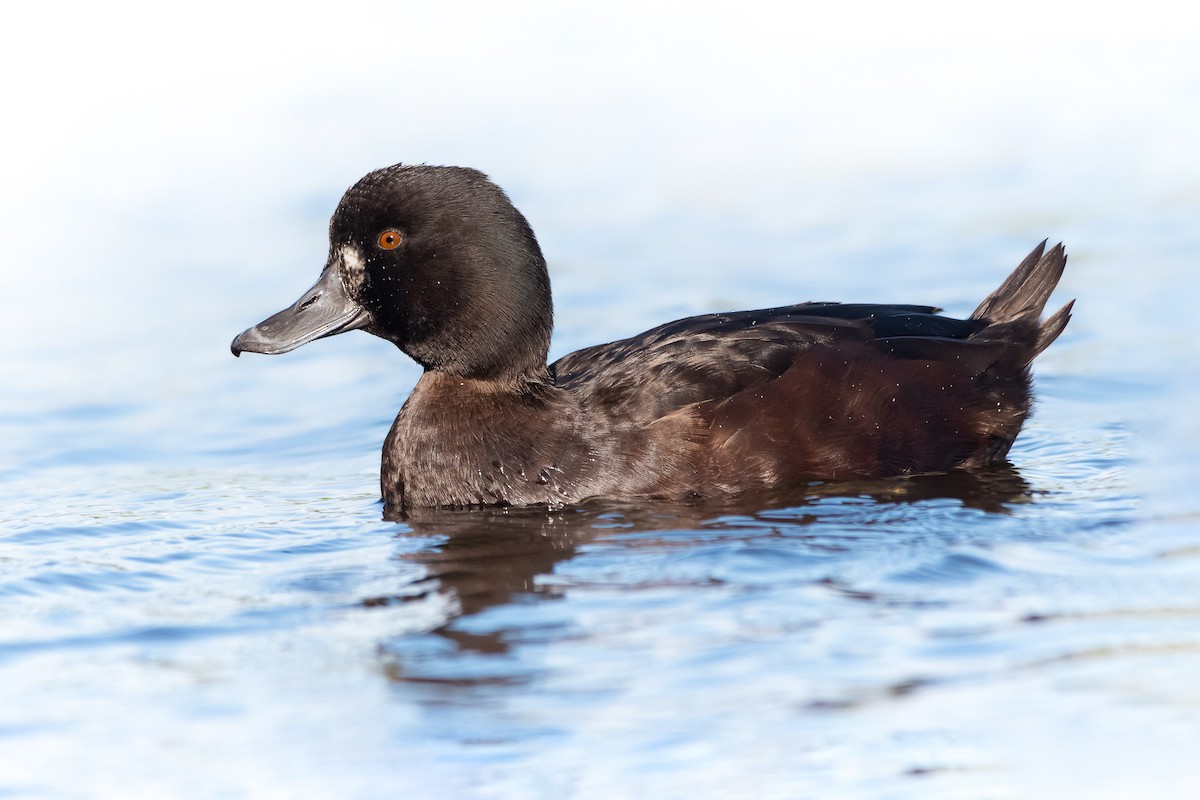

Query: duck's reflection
[374,467,1031,683]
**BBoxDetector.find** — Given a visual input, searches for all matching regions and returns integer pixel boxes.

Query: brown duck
[232,164,1073,512]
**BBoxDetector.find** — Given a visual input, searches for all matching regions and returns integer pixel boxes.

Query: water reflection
[376,467,1032,683]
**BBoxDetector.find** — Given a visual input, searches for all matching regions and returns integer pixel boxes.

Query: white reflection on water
[2,2,1199,798]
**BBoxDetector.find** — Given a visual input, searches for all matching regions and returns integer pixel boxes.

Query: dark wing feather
[873,336,1008,375]
[551,302,989,424]
[868,313,986,338]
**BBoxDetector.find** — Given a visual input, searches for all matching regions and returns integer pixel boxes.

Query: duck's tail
[970,240,1073,360]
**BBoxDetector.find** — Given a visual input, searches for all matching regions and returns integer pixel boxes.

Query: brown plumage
[232,165,1072,512]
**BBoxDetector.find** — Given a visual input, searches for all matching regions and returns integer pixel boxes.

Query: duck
[232,164,1073,512]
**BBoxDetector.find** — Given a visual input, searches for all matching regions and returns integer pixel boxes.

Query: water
[3,3,1200,797]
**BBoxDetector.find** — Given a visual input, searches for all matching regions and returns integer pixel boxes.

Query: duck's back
[553,302,977,423]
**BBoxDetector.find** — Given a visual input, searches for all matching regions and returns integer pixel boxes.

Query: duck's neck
[419,364,555,395]
[382,370,577,510]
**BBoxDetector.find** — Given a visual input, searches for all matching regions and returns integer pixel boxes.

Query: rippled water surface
[4,4,1200,798]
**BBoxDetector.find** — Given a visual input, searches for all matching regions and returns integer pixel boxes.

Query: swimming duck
[232,164,1072,512]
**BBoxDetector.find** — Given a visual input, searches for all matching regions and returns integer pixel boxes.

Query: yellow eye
[377,229,403,250]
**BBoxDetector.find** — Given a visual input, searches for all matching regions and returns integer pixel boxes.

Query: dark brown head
[232,165,554,382]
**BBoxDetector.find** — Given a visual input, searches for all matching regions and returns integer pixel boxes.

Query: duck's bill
[231,266,373,356]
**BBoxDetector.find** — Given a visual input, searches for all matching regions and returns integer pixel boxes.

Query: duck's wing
[551,302,991,424]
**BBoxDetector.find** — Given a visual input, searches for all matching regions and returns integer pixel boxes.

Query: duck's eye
[377,229,403,250]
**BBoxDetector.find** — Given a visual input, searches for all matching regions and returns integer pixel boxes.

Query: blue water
[4,5,1200,798]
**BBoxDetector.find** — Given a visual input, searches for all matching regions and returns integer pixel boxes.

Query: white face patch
[338,244,367,299]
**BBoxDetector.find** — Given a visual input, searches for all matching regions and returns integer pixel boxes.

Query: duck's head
[231,164,553,381]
